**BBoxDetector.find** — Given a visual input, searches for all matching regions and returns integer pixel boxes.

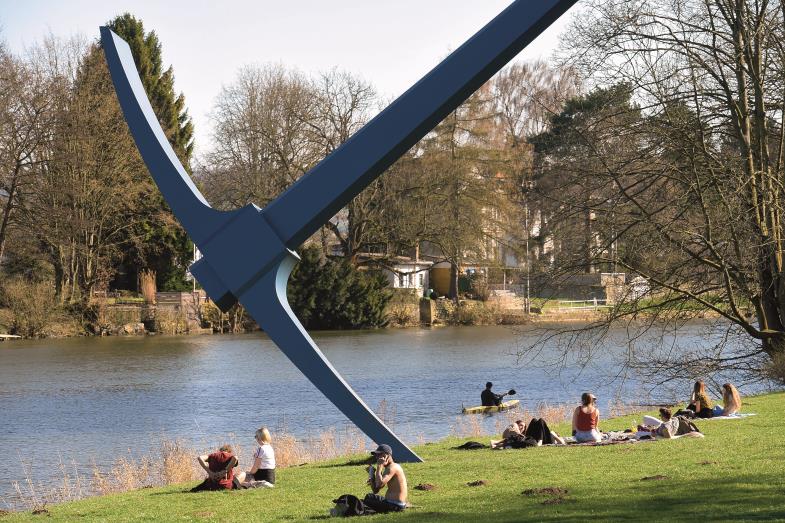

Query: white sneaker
[258,480,274,488]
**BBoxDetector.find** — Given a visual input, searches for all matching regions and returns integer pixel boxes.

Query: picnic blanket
[702,412,757,421]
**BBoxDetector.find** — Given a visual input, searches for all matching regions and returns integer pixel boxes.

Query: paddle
[498,389,516,400]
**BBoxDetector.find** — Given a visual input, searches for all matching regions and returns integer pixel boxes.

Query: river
[0,323,764,507]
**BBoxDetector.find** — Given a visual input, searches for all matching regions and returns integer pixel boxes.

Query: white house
[356,253,432,293]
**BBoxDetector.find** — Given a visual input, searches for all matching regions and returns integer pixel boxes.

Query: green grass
[4,392,785,522]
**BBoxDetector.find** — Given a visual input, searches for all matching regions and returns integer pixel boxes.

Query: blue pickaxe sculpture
[100,0,577,463]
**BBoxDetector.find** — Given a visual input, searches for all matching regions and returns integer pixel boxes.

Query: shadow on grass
[388,472,785,522]
[317,456,374,468]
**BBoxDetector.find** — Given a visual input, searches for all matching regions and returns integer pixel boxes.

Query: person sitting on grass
[686,380,714,418]
[364,444,407,513]
[190,444,237,492]
[234,427,276,489]
[572,392,602,443]
[714,383,742,416]
[504,420,526,440]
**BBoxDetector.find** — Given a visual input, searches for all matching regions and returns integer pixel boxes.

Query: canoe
[462,399,519,414]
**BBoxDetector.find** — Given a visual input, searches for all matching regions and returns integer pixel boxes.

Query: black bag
[454,441,488,450]
[507,433,538,449]
[332,494,374,517]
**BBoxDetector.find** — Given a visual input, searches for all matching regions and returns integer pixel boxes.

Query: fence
[554,298,610,311]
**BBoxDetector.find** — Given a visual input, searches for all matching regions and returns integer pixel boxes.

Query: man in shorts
[364,444,408,513]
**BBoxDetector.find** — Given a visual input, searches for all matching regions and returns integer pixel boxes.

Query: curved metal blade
[100,26,230,246]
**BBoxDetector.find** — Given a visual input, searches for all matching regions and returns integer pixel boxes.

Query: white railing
[555,298,610,311]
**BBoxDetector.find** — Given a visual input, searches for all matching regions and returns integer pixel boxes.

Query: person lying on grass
[234,427,276,489]
[190,445,238,492]
[364,444,408,513]
[491,418,565,448]
[638,408,704,438]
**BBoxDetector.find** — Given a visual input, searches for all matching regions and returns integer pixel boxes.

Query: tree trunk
[449,261,459,301]
[0,165,21,262]
[139,269,157,304]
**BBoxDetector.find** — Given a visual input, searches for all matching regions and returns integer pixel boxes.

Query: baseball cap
[370,444,393,456]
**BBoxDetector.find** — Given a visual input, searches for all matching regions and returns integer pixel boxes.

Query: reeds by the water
[3,399,644,513]
[3,427,373,512]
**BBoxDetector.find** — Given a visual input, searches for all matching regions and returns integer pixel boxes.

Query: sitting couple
[491,418,566,449]
[679,381,742,419]
[190,427,276,492]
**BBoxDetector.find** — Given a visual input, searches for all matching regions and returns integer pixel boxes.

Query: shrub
[386,289,419,326]
[287,247,392,329]
[764,353,785,385]
[0,278,59,337]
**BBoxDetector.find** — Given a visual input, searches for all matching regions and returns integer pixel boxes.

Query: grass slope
[4,392,785,522]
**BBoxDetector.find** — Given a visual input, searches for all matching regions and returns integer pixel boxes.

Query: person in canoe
[481,382,512,407]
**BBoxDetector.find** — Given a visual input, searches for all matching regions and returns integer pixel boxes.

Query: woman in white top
[235,427,276,487]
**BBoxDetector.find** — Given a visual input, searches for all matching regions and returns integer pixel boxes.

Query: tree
[23,38,145,302]
[0,44,55,263]
[201,66,383,260]
[287,246,391,329]
[519,0,785,384]
[201,64,317,210]
[105,14,195,299]
[531,84,641,274]
[309,69,382,260]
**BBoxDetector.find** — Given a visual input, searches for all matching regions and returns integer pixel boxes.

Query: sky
[0,0,580,155]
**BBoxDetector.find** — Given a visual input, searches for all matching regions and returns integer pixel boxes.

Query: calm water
[0,323,761,505]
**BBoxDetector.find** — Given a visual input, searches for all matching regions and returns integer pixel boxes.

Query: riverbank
[4,391,782,522]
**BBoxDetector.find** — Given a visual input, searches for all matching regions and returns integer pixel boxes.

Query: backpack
[331,494,374,517]
[675,416,701,435]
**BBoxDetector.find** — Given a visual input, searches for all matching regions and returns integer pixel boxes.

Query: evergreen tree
[105,14,195,298]
[287,246,391,329]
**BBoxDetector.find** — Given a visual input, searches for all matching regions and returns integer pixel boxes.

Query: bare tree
[18,39,145,302]
[0,44,56,262]
[309,69,381,259]
[202,65,318,210]
[520,0,785,385]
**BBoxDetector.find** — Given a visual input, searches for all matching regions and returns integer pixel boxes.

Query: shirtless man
[363,444,407,513]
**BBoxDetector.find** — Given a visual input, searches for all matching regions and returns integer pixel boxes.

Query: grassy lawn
[3,392,784,522]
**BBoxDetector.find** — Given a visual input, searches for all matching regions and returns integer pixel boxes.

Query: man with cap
[363,443,408,513]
